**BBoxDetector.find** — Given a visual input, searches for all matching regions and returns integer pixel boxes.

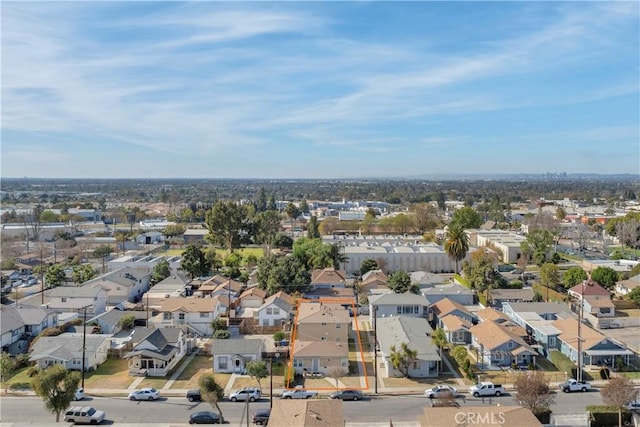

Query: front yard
[84,358,134,389]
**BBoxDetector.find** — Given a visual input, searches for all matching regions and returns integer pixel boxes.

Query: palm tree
[444,224,470,273]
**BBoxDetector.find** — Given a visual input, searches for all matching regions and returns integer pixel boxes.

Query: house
[477,307,510,324]
[135,231,164,245]
[470,320,537,367]
[410,271,448,289]
[421,283,474,305]
[418,406,542,427]
[256,291,294,327]
[582,296,616,319]
[489,288,534,308]
[125,327,188,376]
[149,297,220,337]
[360,269,388,293]
[430,298,475,325]
[87,309,148,335]
[269,398,344,427]
[291,339,348,376]
[183,228,208,244]
[568,280,611,302]
[295,302,350,343]
[552,317,633,368]
[84,267,151,306]
[304,287,356,304]
[211,338,263,373]
[45,286,108,316]
[439,315,472,345]
[368,292,430,322]
[615,274,640,296]
[311,268,346,288]
[238,287,267,309]
[29,333,111,371]
[376,316,440,377]
[1,304,58,355]
[145,280,188,307]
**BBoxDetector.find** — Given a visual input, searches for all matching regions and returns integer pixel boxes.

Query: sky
[1,1,639,179]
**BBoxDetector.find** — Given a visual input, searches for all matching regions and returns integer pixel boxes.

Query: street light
[270,352,280,410]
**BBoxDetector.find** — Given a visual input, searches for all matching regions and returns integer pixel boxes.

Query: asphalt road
[0,390,604,426]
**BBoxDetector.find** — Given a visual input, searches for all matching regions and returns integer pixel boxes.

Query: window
[200,312,209,318]
[413,361,419,369]
[336,324,341,328]
[163,313,172,320]
[321,336,327,341]
[549,337,556,347]
[272,308,280,315]
[293,359,303,368]
[321,322,327,326]
[178,313,185,320]
[219,357,228,370]
[61,298,67,303]
[397,306,402,314]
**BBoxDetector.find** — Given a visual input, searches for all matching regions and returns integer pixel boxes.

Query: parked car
[63,406,105,424]
[559,379,591,393]
[625,400,640,412]
[281,387,318,399]
[128,387,160,401]
[229,387,261,402]
[330,389,363,401]
[424,385,457,399]
[74,388,86,401]
[186,389,202,402]
[252,408,270,425]
[189,411,221,424]
[469,382,505,397]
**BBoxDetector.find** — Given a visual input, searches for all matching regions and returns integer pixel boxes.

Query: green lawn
[6,366,33,391]
[549,350,594,381]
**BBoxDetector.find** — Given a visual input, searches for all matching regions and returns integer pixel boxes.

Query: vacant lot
[85,358,134,389]
[170,355,218,390]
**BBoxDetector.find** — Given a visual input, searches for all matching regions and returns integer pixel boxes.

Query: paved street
[0,390,606,426]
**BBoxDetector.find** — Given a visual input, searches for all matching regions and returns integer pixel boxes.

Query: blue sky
[1,1,638,179]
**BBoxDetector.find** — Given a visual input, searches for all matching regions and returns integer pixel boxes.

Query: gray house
[1,304,58,355]
[421,283,474,305]
[368,293,430,323]
[212,339,263,374]
[29,333,111,371]
[489,288,534,309]
[85,267,151,306]
[376,316,440,378]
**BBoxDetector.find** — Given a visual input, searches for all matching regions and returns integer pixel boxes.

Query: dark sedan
[186,389,202,402]
[189,411,221,424]
[252,408,270,425]
[330,389,363,401]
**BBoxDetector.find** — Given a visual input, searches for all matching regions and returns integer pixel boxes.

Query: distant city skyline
[1,2,638,179]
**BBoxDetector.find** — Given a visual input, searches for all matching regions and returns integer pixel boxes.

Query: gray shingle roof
[1,304,55,335]
[29,333,111,361]
[376,316,440,361]
[369,293,429,306]
[212,339,263,356]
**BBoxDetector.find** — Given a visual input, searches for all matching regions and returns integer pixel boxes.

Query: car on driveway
[128,387,160,401]
[424,385,457,399]
[330,389,363,401]
[189,411,221,424]
[186,389,202,402]
[252,408,270,425]
[229,387,261,402]
[74,388,86,401]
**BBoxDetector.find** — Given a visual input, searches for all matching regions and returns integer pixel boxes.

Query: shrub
[15,354,30,369]
[273,331,286,342]
[39,327,63,337]
[213,330,230,339]
[26,366,39,377]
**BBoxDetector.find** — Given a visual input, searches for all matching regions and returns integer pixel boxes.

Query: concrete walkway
[440,351,465,386]
[127,376,145,391]
[163,349,200,390]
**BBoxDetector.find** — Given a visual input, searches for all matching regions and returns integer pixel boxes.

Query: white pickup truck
[281,388,318,399]
[469,382,505,397]
[559,379,591,393]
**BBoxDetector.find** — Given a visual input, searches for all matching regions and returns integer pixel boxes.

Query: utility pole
[373,305,378,394]
[81,306,87,389]
[40,248,44,305]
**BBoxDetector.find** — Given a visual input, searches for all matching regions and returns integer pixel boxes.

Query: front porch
[125,348,181,377]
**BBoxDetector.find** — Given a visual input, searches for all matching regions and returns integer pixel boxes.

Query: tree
[0,352,16,392]
[387,271,418,294]
[591,266,619,290]
[444,224,470,273]
[163,223,186,240]
[180,244,211,279]
[92,245,112,259]
[241,360,268,393]
[533,291,544,302]
[198,374,225,422]
[360,259,379,276]
[513,371,555,417]
[152,259,171,284]
[451,346,469,366]
[31,365,81,422]
[119,314,135,330]
[71,264,96,284]
[601,376,636,427]
[555,207,567,222]
[540,263,560,300]
[326,366,346,390]
[449,206,483,230]
[389,342,417,378]
[626,287,640,306]
[522,229,553,266]
[306,216,320,239]
[272,233,293,249]
[45,264,66,287]
[254,210,282,251]
[256,254,311,294]
[562,267,588,289]
[205,201,249,251]
[431,327,448,372]
[411,203,440,234]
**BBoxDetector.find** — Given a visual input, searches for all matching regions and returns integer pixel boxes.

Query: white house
[45,286,108,316]
[212,339,263,374]
[149,297,219,337]
[615,275,640,296]
[85,267,151,306]
[368,292,430,323]
[256,291,294,327]
[29,333,111,371]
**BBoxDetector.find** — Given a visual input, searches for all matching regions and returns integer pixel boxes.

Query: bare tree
[326,366,347,390]
[601,376,636,427]
[513,371,555,417]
